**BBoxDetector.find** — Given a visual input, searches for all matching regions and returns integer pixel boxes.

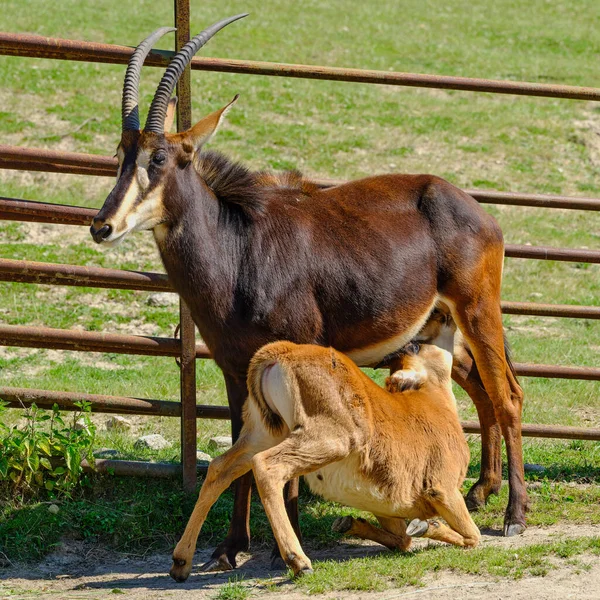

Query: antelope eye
[152,151,167,165]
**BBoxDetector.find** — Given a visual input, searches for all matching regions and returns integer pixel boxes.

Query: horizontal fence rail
[1,323,598,381]
[2,257,599,319]
[2,387,598,442]
[0,258,171,292]
[2,32,600,102]
[0,386,230,419]
[2,146,600,212]
[0,323,210,358]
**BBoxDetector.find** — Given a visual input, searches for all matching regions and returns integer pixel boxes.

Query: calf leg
[332,515,411,551]
[270,479,302,569]
[407,489,480,547]
[452,335,503,511]
[252,430,350,577]
[201,376,252,573]
[170,432,268,582]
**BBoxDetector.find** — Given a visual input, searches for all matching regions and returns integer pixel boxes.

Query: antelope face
[88,14,246,247]
[90,132,172,246]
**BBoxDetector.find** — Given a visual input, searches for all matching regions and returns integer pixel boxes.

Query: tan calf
[170,341,480,581]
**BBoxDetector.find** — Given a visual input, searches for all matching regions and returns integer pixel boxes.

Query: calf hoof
[170,557,192,583]
[406,519,429,538]
[199,554,235,572]
[331,516,354,534]
[294,566,314,578]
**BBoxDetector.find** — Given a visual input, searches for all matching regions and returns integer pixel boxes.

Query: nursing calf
[170,341,480,581]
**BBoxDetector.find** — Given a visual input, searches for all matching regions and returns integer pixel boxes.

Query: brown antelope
[90,14,526,572]
[170,340,481,581]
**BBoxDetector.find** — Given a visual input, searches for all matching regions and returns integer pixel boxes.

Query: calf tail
[247,341,298,434]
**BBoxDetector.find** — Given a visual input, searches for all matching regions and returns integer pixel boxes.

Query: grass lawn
[0,0,599,592]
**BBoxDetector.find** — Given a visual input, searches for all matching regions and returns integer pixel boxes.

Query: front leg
[200,374,252,572]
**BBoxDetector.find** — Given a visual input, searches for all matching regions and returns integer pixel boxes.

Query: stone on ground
[147,292,179,307]
[134,434,172,450]
[105,416,132,431]
[208,436,232,452]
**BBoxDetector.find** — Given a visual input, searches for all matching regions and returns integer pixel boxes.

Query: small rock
[524,463,545,474]
[105,416,132,432]
[93,448,120,459]
[48,504,60,515]
[147,292,179,307]
[528,481,543,490]
[134,434,172,450]
[196,451,212,463]
[208,436,232,452]
[529,292,543,299]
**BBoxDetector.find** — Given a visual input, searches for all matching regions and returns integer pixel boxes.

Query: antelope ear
[164,97,178,133]
[184,94,238,150]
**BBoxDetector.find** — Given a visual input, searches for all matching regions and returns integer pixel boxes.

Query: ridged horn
[144,13,248,134]
[122,27,176,132]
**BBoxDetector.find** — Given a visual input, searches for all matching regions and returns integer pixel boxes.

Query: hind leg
[332,515,411,551]
[445,258,527,536]
[407,489,480,547]
[452,333,503,511]
[252,430,350,576]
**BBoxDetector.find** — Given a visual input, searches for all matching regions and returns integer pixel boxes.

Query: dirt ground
[1,524,599,600]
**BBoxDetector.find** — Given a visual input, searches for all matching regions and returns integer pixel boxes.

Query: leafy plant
[0,400,96,500]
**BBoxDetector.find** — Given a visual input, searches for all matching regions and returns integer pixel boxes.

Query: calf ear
[183,94,239,151]
[164,97,178,133]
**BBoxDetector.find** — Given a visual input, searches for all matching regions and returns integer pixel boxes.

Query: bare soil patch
[1,524,599,599]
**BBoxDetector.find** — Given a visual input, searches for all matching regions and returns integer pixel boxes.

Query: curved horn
[122,27,176,132]
[144,13,248,134]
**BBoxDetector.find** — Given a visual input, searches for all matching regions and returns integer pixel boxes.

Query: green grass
[213,576,251,600]
[293,537,600,594]
[0,0,599,591]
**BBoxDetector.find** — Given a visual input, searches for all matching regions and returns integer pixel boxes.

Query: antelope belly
[304,454,398,516]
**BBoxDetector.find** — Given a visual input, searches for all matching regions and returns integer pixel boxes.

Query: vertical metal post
[175,0,197,493]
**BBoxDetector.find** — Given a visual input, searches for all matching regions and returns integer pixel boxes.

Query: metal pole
[174,0,197,494]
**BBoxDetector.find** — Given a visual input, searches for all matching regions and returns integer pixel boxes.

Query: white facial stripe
[137,149,150,170]
[129,184,164,232]
[109,175,141,236]
[116,147,125,180]
[137,165,149,189]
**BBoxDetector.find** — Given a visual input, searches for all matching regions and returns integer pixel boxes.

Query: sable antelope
[90,14,526,572]
[170,340,481,580]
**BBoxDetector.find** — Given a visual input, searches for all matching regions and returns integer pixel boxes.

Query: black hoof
[199,555,235,572]
[503,522,526,537]
[331,516,353,534]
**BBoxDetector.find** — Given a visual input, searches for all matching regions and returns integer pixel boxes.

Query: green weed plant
[0,400,96,501]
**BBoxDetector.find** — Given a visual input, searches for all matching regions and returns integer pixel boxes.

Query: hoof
[270,555,286,570]
[503,522,526,537]
[169,558,191,583]
[199,555,235,573]
[406,519,429,537]
[295,566,314,578]
[331,516,353,534]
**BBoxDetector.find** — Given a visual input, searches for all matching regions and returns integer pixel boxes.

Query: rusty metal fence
[1,2,599,492]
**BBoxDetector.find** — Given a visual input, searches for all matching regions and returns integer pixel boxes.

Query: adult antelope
[170,339,481,581]
[90,15,526,571]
